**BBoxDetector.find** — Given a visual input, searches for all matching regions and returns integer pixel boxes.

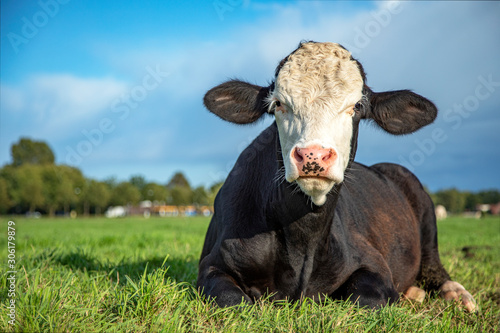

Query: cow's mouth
[298,176,331,181]
[295,176,336,206]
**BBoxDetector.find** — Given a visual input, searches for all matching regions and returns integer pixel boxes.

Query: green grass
[1,215,499,332]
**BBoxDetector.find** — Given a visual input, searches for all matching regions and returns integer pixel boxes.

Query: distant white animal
[435,205,447,220]
[105,206,126,218]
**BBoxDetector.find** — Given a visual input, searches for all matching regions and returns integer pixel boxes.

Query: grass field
[1,215,499,332]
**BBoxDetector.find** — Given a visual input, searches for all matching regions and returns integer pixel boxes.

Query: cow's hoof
[439,280,477,312]
[403,286,425,303]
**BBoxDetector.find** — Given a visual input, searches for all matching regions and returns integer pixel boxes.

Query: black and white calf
[197,41,476,311]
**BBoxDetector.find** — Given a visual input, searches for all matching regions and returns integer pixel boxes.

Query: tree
[11,137,55,166]
[434,188,466,214]
[167,172,190,189]
[0,177,11,214]
[167,172,193,205]
[59,165,85,213]
[110,182,141,206]
[170,186,193,205]
[130,175,147,192]
[208,182,224,206]
[193,186,209,206]
[15,164,45,213]
[41,166,75,216]
[84,180,111,215]
[103,177,118,190]
[477,190,500,204]
[141,182,168,203]
[0,166,20,213]
[464,191,479,211]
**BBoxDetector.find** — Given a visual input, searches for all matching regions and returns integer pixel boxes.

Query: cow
[197,41,476,312]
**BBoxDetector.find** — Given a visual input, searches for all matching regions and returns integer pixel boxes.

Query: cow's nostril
[294,148,304,163]
[323,149,337,162]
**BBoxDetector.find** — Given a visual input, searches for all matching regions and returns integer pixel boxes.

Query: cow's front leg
[331,269,399,308]
[197,267,253,307]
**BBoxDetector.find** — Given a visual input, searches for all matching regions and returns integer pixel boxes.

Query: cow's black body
[197,41,475,311]
[197,123,449,308]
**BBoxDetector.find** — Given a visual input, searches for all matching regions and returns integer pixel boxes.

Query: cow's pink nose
[292,146,337,177]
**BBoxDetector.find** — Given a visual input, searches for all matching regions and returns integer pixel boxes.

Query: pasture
[1,215,499,332]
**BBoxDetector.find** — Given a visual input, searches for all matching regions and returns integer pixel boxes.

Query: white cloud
[2,74,128,139]
[0,85,25,112]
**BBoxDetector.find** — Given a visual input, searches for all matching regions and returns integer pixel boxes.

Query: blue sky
[1,0,499,191]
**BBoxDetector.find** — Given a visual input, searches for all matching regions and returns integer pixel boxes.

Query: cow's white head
[204,42,437,206]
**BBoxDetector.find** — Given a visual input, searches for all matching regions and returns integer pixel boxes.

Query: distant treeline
[429,188,500,215]
[0,138,221,216]
[0,138,498,216]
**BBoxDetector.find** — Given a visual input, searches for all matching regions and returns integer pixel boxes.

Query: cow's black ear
[365,89,438,135]
[204,80,270,124]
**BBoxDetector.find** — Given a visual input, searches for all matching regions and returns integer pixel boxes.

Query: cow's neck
[269,130,343,246]
[267,179,343,296]
[269,182,341,232]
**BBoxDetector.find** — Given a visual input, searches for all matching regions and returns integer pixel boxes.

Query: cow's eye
[354,102,361,110]
[274,100,286,113]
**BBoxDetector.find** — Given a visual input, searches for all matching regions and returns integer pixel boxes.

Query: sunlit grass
[1,216,498,332]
